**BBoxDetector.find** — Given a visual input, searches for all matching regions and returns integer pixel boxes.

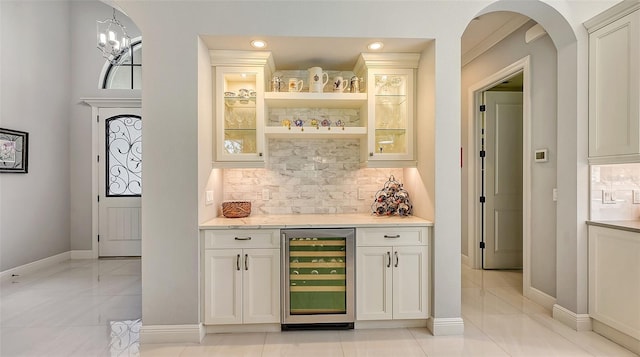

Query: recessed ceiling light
[250,40,267,49]
[368,42,384,50]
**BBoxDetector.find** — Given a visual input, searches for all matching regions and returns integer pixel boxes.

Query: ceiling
[201,12,530,71]
[202,36,433,71]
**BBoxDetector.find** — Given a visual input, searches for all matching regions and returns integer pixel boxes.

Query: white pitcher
[308,67,329,93]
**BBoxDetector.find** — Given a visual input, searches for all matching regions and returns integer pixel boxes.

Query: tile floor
[0,258,636,356]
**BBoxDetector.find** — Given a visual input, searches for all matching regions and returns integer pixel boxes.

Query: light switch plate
[262,189,270,201]
[205,190,214,205]
[633,190,640,204]
[602,190,616,204]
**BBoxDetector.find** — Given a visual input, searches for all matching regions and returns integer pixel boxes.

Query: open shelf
[265,126,366,139]
[264,92,367,109]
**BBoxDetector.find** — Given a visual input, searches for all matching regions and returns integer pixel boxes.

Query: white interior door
[483,91,523,269]
[98,108,142,257]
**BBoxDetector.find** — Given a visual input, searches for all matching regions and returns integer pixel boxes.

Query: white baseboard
[592,319,640,355]
[140,323,204,344]
[553,304,592,331]
[355,319,427,329]
[0,251,70,282]
[70,250,94,259]
[427,317,465,336]
[205,323,280,334]
[524,286,556,311]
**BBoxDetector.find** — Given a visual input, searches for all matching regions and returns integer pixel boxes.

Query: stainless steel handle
[386,251,391,268]
[394,251,399,267]
[244,254,248,270]
[236,254,240,271]
[234,236,252,241]
[384,234,400,239]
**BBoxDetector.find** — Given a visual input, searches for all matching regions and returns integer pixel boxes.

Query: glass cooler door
[282,228,355,325]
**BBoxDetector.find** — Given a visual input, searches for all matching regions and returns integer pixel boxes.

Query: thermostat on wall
[534,149,548,162]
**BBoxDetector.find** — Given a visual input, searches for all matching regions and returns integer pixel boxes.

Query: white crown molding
[584,0,640,33]
[354,53,421,74]
[209,50,275,74]
[81,98,141,108]
[462,16,530,66]
[525,24,548,44]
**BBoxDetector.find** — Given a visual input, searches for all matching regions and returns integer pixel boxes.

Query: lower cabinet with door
[203,229,280,326]
[356,227,429,321]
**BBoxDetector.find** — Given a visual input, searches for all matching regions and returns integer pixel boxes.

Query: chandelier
[96,9,131,65]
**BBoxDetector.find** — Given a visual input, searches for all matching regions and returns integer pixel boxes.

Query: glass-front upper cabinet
[214,66,265,165]
[367,68,415,164]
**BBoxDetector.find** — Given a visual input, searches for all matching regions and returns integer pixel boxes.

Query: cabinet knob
[236,254,241,271]
[384,234,400,239]
[386,251,391,268]
[234,236,252,241]
[259,152,263,157]
[369,152,374,157]
[394,251,399,267]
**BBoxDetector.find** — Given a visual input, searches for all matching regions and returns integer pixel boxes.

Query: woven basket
[222,201,251,218]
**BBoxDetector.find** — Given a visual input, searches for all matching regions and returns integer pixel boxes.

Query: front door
[98,108,142,257]
[483,91,523,269]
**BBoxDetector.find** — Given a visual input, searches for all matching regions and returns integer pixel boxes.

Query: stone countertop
[586,220,640,233]
[200,213,433,229]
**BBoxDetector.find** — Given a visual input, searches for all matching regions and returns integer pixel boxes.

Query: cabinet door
[356,246,393,320]
[588,226,640,340]
[204,249,243,325]
[392,245,429,319]
[242,248,280,324]
[215,66,265,164]
[589,10,640,158]
[367,68,415,163]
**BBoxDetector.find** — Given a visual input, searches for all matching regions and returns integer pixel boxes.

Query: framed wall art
[0,128,29,173]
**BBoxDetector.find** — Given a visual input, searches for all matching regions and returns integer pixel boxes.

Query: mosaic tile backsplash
[223,139,404,215]
[591,163,640,220]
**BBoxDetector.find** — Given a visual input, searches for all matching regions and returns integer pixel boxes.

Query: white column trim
[427,317,465,336]
[553,303,592,331]
[140,323,204,344]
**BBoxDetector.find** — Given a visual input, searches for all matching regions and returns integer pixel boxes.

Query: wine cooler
[281,228,355,329]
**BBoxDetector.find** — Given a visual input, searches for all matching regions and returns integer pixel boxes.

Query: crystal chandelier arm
[96,8,131,65]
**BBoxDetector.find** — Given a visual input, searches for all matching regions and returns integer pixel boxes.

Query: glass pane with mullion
[133,66,142,90]
[107,65,133,90]
[132,45,142,64]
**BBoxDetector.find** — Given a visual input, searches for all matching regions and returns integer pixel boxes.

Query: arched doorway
[461,1,590,327]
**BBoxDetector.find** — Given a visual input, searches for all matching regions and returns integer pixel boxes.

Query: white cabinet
[210,50,422,168]
[588,225,640,342]
[203,229,280,325]
[355,53,420,167]
[356,227,429,320]
[587,4,640,163]
[211,51,274,168]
